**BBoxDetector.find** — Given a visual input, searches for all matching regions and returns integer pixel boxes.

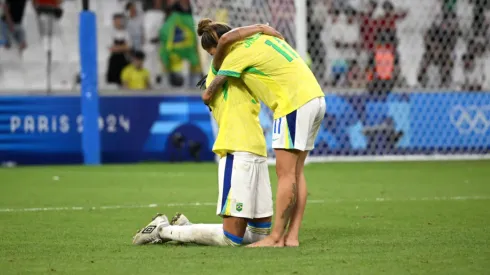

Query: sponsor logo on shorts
[236,203,243,212]
[142,225,156,234]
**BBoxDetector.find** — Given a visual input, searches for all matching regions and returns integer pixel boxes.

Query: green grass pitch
[1,161,490,274]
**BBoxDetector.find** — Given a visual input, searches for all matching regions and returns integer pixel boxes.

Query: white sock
[243,227,268,244]
[242,222,272,244]
[159,224,240,246]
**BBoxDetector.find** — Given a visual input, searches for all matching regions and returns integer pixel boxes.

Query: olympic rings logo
[449,105,490,134]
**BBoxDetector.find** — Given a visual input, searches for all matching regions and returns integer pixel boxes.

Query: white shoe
[170,212,192,226]
[132,213,170,245]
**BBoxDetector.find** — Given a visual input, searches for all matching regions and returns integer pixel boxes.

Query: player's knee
[223,230,244,246]
[276,168,296,184]
[275,150,299,179]
[275,160,296,179]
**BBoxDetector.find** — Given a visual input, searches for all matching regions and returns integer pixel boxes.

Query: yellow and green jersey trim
[217,66,268,78]
[217,70,241,78]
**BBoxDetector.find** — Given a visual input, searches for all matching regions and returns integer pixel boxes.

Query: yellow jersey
[217,34,324,119]
[121,64,150,90]
[207,65,267,158]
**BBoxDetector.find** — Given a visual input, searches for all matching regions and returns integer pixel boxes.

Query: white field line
[0,196,489,213]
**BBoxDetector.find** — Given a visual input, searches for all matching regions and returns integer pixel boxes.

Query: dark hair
[113,13,125,20]
[125,2,135,11]
[382,1,394,11]
[197,18,232,50]
[369,0,378,8]
[132,50,146,60]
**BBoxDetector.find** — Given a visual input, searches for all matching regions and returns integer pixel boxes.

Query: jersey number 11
[265,38,299,62]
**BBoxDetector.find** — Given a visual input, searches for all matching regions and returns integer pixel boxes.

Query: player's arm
[212,24,283,70]
[204,44,255,104]
[202,75,227,105]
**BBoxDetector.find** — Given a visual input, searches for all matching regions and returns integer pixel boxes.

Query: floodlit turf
[1,161,490,274]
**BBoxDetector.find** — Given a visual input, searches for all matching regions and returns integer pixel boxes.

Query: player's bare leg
[283,151,309,247]
[248,149,299,247]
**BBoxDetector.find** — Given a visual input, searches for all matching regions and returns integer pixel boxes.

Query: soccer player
[200,19,326,247]
[132,21,283,246]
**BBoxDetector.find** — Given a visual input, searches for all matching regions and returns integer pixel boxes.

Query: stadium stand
[0,0,488,92]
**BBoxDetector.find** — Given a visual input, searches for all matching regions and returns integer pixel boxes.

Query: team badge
[236,203,243,212]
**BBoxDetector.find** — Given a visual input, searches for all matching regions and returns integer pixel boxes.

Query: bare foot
[275,237,285,248]
[284,238,299,247]
[247,236,282,248]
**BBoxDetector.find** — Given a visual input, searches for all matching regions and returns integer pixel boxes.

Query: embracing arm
[212,24,284,70]
[202,75,227,105]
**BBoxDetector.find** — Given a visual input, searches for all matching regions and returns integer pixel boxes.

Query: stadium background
[0,0,489,164]
[1,1,489,274]
[0,0,490,164]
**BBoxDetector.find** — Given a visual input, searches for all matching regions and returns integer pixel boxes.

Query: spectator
[377,0,407,44]
[470,0,488,38]
[417,11,461,88]
[106,13,131,86]
[307,0,327,85]
[0,0,5,45]
[366,31,400,98]
[121,51,152,90]
[33,0,63,17]
[0,0,27,52]
[462,53,485,91]
[347,59,366,88]
[358,1,379,55]
[159,0,202,87]
[442,0,457,14]
[125,1,144,51]
[330,7,360,86]
[33,0,63,39]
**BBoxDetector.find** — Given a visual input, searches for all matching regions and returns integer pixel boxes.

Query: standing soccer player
[132,22,281,247]
[200,19,326,247]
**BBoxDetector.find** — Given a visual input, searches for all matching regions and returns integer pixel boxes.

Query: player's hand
[259,25,284,41]
[202,90,211,105]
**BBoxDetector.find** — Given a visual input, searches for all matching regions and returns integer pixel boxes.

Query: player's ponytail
[197,18,232,50]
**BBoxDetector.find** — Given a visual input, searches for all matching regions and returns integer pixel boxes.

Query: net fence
[192,0,490,160]
[190,0,297,70]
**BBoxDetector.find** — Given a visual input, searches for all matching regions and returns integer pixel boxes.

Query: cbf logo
[236,203,243,212]
[449,105,490,134]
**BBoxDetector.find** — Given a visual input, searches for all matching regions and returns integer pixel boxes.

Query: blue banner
[312,92,490,156]
[0,92,488,165]
[0,96,214,164]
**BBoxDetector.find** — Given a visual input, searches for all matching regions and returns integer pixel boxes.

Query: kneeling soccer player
[132,55,273,247]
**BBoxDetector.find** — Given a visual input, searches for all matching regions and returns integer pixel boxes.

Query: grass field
[1,161,490,274]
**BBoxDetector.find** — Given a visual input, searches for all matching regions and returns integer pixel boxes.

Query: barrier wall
[0,92,489,165]
[0,96,214,164]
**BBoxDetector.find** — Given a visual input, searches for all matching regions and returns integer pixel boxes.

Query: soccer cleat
[132,213,169,245]
[170,212,192,226]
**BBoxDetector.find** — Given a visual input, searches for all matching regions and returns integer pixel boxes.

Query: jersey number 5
[265,38,299,62]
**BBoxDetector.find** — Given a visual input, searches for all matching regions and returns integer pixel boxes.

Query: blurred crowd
[0,0,63,53]
[0,0,204,91]
[310,0,489,91]
[106,0,203,90]
[0,0,489,92]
